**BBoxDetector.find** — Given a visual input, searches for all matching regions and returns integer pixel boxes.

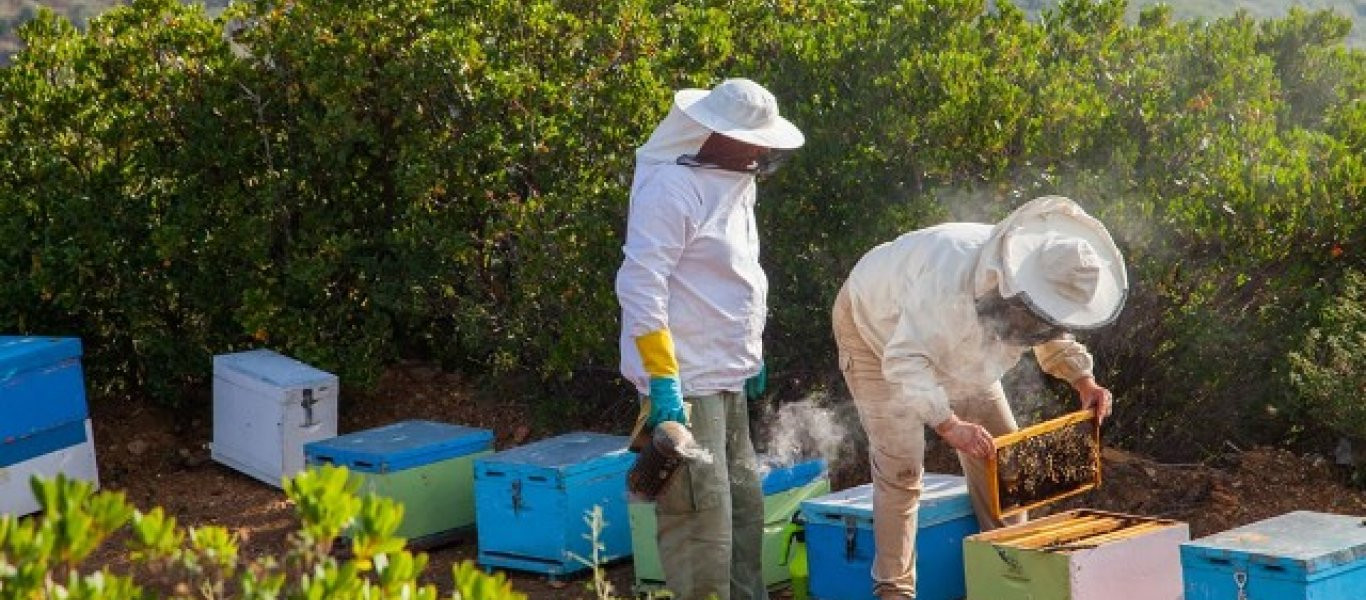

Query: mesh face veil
[976,290,1068,346]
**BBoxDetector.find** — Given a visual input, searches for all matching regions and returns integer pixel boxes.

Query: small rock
[513,425,531,445]
[127,439,150,456]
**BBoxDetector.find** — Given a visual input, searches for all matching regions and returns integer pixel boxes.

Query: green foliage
[0,466,531,598]
[0,0,1364,459]
[1289,269,1366,440]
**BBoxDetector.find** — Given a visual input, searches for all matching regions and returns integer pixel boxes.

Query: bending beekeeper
[616,78,804,600]
[831,196,1127,600]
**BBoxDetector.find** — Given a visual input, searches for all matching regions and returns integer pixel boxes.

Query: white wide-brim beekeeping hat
[996,196,1128,330]
[674,78,805,150]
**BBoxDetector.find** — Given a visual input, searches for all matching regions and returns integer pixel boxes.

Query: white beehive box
[212,349,337,488]
[0,420,100,516]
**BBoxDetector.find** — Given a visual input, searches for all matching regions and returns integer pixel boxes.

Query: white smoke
[759,393,855,474]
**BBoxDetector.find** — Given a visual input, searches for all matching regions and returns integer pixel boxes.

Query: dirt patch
[75,364,1366,597]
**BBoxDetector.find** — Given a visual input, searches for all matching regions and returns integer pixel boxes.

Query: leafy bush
[0,466,528,599]
[1,0,1364,459]
[1289,269,1366,443]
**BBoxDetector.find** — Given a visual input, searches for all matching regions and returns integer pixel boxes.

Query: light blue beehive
[474,432,634,577]
[1183,510,1366,600]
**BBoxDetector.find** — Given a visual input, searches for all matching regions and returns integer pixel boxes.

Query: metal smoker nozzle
[627,421,696,501]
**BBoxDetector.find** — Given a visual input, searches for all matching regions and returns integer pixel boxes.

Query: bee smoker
[627,420,699,501]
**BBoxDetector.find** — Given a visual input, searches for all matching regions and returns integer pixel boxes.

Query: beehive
[212,349,338,488]
[1182,511,1366,600]
[0,337,98,516]
[987,409,1101,521]
[474,432,634,578]
[964,509,1188,600]
[800,474,979,600]
[629,457,831,593]
[304,420,493,547]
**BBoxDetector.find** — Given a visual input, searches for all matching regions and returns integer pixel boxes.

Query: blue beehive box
[1182,511,1366,599]
[475,432,634,577]
[0,336,98,516]
[0,337,88,444]
[801,474,979,600]
[304,420,494,547]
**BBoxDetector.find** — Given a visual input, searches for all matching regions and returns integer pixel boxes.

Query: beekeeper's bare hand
[1074,376,1113,423]
[935,416,995,460]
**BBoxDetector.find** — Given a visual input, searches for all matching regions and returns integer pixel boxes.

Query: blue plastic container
[0,337,88,442]
[475,432,634,577]
[1182,511,1366,600]
[801,474,979,600]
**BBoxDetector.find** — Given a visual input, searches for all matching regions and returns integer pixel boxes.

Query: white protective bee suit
[832,196,1126,599]
[615,78,804,600]
[616,104,767,397]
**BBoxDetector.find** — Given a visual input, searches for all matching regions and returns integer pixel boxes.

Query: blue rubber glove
[647,376,686,427]
[745,362,768,401]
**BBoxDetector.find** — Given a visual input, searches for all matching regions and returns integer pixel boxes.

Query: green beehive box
[964,509,1188,600]
[304,420,494,547]
[630,458,830,593]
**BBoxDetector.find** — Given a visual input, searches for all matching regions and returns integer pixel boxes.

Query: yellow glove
[636,329,685,427]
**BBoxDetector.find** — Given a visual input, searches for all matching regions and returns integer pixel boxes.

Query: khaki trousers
[656,392,767,600]
[832,284,1025,599]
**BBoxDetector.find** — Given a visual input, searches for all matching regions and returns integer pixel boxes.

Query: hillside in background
[5,0,1362,64]
[1,0,226,63]
[4,0,1363,63]
[1011,0,1365,45]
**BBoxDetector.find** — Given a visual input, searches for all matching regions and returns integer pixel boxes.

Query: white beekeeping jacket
[616,106,766,396]
[844,206,1095,426]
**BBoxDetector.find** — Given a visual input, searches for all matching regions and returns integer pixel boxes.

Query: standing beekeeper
[616,78,804,600]
[831,196,1126,600]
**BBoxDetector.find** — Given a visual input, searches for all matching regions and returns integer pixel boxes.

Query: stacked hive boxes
[800,473,980,600]
[474,432,635,578]
[304,420,493,547]
[629,456,832,592]
[211,349,338,487]
[0,337,99,516]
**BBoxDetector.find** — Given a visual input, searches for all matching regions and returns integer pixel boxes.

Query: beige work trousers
[656,392,767,600]
[832,284,1025,599]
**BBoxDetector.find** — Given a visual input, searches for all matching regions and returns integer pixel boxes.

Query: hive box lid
[760,457,826,496]
[477,432,630,478]
[802,473,972,529]
[1182,511,1366,580]
[304,420,493,473]
[0,337,82,380]
[214,349,336,395]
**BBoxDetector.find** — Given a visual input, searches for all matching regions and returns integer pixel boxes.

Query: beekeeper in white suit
[831,196,1127,600]
[616,78,804,600]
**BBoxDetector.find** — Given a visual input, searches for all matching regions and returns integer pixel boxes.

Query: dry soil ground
[76,363,1366,599]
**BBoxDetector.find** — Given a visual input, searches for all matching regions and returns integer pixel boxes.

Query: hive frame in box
[964,508,1188,600]
[985,409,1101,521]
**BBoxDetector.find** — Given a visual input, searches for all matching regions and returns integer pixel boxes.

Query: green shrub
[1289,269,1366,443]
[1,0,1364,458]
[0,466,527,599]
